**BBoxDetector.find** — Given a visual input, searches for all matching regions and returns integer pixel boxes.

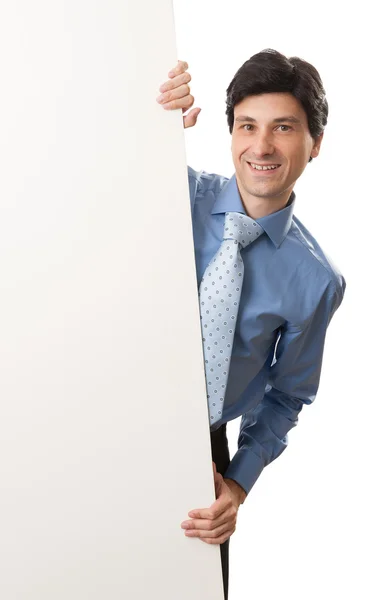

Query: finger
[202,530,233,545]
[162,94,194,112]
[182,508,234,532]
[185,522,234,540]
[188,494,231,520]
[158,84,192,106]
[202,525,236,545]
[168,60,189,77]
[159,71,191,93]
[183,108,201,129]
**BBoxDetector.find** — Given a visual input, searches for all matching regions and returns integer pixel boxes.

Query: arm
[224,277,346,496]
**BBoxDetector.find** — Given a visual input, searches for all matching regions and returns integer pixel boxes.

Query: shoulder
[289,214,346,310]
[187,166,229,199]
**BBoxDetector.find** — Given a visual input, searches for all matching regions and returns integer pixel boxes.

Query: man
[156,49,346,599]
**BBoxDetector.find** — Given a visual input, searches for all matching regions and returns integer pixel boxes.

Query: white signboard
[0,2,223,598]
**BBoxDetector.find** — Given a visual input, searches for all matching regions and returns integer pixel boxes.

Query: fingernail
[181,522,189,529]
[156,94,164,103]
[168,70,175,77]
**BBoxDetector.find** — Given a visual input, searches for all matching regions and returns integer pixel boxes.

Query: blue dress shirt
[188,167,346,494]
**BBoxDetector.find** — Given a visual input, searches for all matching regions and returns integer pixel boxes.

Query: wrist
[224,477,247,506]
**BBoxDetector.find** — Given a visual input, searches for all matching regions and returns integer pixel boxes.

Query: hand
[156,60,201,129]
[181,462,246,545]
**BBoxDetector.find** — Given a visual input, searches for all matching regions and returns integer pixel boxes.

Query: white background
[173,1,390,598]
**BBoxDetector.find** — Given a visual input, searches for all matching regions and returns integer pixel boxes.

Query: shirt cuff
[224,447,265,495]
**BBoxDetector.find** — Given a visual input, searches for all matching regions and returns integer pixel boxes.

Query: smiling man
[232,93,322,218]
[157,49,346,600]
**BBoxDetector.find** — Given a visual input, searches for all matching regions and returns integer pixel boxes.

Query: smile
[247,162,281,174]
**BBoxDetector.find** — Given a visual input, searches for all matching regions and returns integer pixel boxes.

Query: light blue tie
[199,212,264,426]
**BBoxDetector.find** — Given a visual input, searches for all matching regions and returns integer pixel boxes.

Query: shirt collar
[211,173,295,248]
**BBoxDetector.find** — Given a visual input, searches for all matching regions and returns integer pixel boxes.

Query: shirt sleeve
[224,276,346,495]
[187,166,200,213]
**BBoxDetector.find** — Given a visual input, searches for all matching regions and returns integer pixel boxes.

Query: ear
[310,132,324,160]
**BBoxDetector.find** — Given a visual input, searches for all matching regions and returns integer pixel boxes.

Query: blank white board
[0,2,224,598]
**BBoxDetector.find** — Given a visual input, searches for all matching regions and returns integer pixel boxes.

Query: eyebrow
[235,115,302,124]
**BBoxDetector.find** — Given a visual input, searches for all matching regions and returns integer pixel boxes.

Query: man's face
[231,92,323,206]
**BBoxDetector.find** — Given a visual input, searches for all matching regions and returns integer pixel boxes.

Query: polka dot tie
[199,212,264,426]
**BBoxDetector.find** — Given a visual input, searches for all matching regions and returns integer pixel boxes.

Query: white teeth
[250,163,279,171]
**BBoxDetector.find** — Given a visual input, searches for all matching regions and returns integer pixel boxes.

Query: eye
[277,125,292,132]
[242,124,254,131]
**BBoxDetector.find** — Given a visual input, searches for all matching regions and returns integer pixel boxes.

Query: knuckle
[217,526,226,538]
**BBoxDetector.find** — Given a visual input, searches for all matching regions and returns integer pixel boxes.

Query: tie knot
[223,212,263,248]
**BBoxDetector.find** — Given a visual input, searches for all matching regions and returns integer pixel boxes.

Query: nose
[251,129,275,156]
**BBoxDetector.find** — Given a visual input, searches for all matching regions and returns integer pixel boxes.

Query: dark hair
[226,49,328,162]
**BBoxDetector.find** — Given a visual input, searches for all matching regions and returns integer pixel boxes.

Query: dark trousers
[210,423,230,600]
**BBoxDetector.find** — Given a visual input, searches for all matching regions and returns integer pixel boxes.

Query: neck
[236,180,294,219]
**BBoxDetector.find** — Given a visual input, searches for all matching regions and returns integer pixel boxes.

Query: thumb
[212,462,223,495]
[183,107,201,129]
